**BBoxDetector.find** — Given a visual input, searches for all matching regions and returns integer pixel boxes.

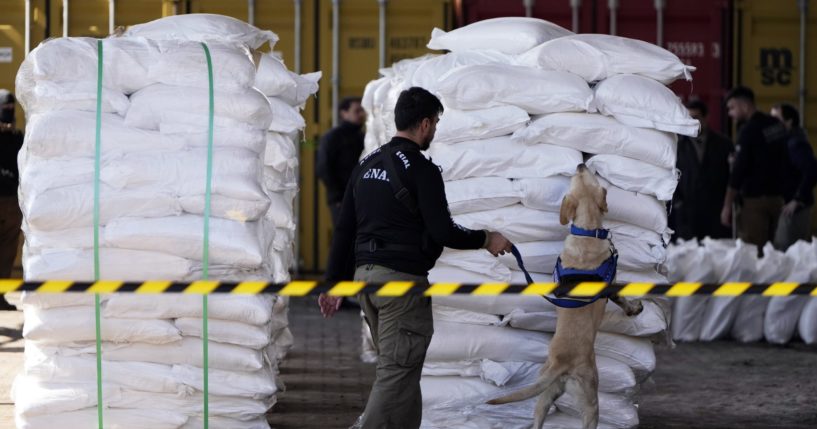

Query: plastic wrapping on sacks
[518,34,694,84]
[427,17,573,55]
[513,113,678,168]
[594,74,700,136]
[586,154,679,201]
[428,136,583,181]
[698,239,758,341]
[436,65,594,115]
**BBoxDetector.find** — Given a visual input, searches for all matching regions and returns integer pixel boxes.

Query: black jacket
[316,121,364,204]
[0,128,23,197]
[325,137,487,280]
[729,111,788,198]
[781,127,817,208]
[672,129,734,240]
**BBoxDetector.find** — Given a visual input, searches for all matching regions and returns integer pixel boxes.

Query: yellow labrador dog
[488,164,642,429]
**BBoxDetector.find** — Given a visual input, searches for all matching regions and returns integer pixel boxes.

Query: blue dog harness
[511,225,618,309]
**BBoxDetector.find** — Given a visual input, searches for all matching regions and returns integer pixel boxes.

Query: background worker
[316,96,366,226]
[672,99,734,241]
[720,86,788,250]
[0,90,23,311]
[770,103,817,250]
[319,87,513,429]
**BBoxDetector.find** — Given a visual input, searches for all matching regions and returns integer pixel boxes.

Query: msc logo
[759,48,793,86]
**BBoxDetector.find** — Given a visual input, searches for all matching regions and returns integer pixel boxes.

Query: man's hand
[318,293,343,318]
[782,200,800,218]
[720,204,732,227]
[485,231,513,257]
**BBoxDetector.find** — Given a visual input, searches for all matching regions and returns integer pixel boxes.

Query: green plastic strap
[201,41,215,429]
[93,39,104,429]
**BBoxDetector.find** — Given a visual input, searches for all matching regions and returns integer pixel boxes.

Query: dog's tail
[486,371,562,405]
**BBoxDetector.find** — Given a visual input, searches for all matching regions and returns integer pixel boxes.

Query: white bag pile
[359,17,694,428]
[12,13,318,428]
[667,238,817,345]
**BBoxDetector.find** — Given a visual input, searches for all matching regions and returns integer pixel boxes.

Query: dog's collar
[570,224,610,240]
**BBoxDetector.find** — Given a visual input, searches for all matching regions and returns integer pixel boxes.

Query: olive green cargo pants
[354,264,433,429]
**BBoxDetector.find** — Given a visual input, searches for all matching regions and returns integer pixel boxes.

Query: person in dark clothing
[672,100,734,241]
[771,103,817,250]
[318,87,513,429]
[720,86,789,248]
[0,90,23,310]
[316,97,366,225]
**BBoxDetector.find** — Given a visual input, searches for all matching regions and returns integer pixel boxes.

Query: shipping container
[735,0,817,232]
[458,0,733,134]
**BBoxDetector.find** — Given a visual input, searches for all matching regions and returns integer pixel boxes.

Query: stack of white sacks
[361,17,696,428]
[668,238,817,345]
[11,14,318,429]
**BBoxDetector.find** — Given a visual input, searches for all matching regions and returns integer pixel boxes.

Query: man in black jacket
[319,87,512,429]
[316,97,366,225]
[672,100,734,241]
[771,103,817,250]
[0,90,22,310]
[720,86,788,248]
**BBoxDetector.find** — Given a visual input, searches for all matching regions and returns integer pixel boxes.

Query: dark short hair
[773,103,800,128]
[339,96,362,112]
[685,99,708,117]
[726,86,755,104]
[394,87,444,131]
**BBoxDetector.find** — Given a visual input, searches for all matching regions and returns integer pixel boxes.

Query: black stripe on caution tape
[1,280,816,297]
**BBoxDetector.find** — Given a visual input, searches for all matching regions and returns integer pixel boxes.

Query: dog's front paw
[625,300,643,317]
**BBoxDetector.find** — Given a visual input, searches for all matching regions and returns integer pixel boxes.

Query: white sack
[766,240,817,344]
[254,54,297,96]
[23,306,180,344]
[435,106,529,144]
[427,17,573,55]
[16,80,129,116]
[105,215,263,267]
[124,13,278,50]
[278,71,321,108]
[428,137,583,181]
[797,241,817,344]
[513,113,678,168]
[437,65,593,115]
[175,317,270,349]
[409,51,516,91]
[518,34,693,84]
[109,390,270,421]
[732,243,789,342]
[667,239,714,342]
[18,292,100,309]
[171,365,278,400]
[103,294,275,325]
[431,305,503,327]
[183,416,270,429]
[24,249,193,281]
[498,241,563,274]
[431,295,551,316]
[264,132,298,171]
[445,177,521,215]
[601,178,669,233]
[25,185,180,231]
[698,239,758,341]
[516,176,571,212]
[453,205,567,243]
[586,154,678,201]
[16,408,188,429]
[594,74,700,136]
[126,84,272,131]
[267,96,306,133]
[102,337,264,371]
[436,250,511,282]
[429,263,512,284]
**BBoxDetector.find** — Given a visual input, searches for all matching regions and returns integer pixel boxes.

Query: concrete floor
[2,298,817,428]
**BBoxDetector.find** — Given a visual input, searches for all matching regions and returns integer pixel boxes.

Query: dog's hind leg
[565,368,600,429]
[532,379,565,429]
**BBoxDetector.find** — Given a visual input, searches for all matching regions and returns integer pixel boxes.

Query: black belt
[356,239,419,253]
